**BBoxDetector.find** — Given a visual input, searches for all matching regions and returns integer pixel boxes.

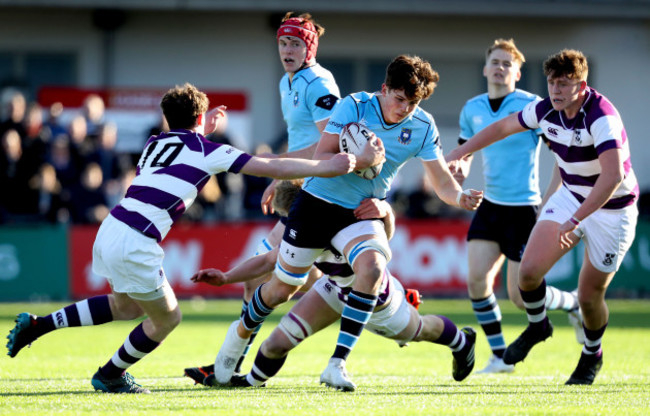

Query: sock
[332,290,377,360]
[434,315,467,353]
[520,280,549,328]
[471,294,506,358]
[99,322,160,379]
[245,349,287,387]
[234,324,261,373]
[582,322,607,356]
[241,285,274,331]
[34,295,113,338]
[545,286,579,311]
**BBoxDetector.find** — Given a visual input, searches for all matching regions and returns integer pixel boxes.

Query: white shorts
[92,214,170,300]
[538,186,638,273]
[313,275,411,342]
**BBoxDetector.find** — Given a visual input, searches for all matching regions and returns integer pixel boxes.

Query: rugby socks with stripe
[521,280,550,329]
[471,294,506,358]
[33,295,113,338]
[545,286,579,312]
[332,290,377,361]
[434,315,467,352]
[241,285,274,331]
[99,322,160,379]
[582,322,607,356]
[245,350,288,387]
[235,300,262,373]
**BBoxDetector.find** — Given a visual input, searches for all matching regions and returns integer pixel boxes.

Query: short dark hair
[385,55,439,101]
[160,83,209,129]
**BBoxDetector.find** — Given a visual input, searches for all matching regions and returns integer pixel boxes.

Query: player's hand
[458,189,483,210]
[190,268,228,286]
[448,158,470,186]
[261,180,278,215]
[321,153,356,177]
[446,147,465,163]
[358,134,385,170]
[354,198,390,220]
[558,220,578,250]
[204,105,227,135]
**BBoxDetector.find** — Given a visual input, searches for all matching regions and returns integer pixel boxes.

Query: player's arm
[191,247,279,286]
[423,157,483,210]
[447,112,526,162]
[260,120,328,214]
[448,138,475,187]
[240,152,355,179]
[354,198,396,240]
[557,148,624,249]
[313,130,384,171]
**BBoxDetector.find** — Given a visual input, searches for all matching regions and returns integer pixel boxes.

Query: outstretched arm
[191,247,280,287]
[447,112,526,162]
[423,157,483,210]
[240,152,355,179]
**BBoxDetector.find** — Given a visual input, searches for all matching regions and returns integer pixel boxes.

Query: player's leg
[565,254,613,385]
[503,204,582,343]
[212,244,319,385]
[503,219,579,365]
[91,282,180,394]
[331,233,387,364]
[466,239,511,374]
[565,204,636,385]
[232,283,341,388]
[367,279,476,382]
[5,293,137,358]
[235,220,287,372]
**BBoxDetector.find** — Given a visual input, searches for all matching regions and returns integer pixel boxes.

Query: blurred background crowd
[0,88,462,226]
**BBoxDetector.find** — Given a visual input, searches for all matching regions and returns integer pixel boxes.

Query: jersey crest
[399,128,412,145]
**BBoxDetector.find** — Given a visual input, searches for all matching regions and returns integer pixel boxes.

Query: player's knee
[518,261,543,289]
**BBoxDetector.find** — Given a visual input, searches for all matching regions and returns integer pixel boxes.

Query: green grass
[1,299,649,415]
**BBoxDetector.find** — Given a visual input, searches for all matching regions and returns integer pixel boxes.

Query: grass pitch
[1,299,649,415]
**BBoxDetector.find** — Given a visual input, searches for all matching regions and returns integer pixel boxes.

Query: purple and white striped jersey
[110,129,252,242]
[518,87,638,209]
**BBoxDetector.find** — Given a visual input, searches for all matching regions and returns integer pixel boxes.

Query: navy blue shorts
[467,199,538,262]
[283,190,362,250]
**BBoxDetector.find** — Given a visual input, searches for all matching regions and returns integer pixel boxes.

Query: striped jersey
[110,129,252,241]
[460,89,542,205]
[305,91,442,209]
[280,63,340,152]
[518,87,638,209]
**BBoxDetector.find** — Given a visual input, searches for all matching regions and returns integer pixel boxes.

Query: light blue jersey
[304,91,442,209]
[459,89,542,205]
[280,63,340,152]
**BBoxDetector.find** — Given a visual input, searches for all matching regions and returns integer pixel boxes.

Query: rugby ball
[339,122,383,180]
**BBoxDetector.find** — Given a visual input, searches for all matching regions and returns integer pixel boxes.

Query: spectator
[69,162,109,224]
[82,94,106,139]
[0,90,27,139]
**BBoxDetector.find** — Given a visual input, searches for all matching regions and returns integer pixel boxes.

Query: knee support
[278,312,313,346]
[274,263,309,286]
[345,238,392,268]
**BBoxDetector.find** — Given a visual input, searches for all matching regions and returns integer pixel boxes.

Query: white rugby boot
[320,358,356,392]
[213,320,250,384]
[475,354,515,374]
